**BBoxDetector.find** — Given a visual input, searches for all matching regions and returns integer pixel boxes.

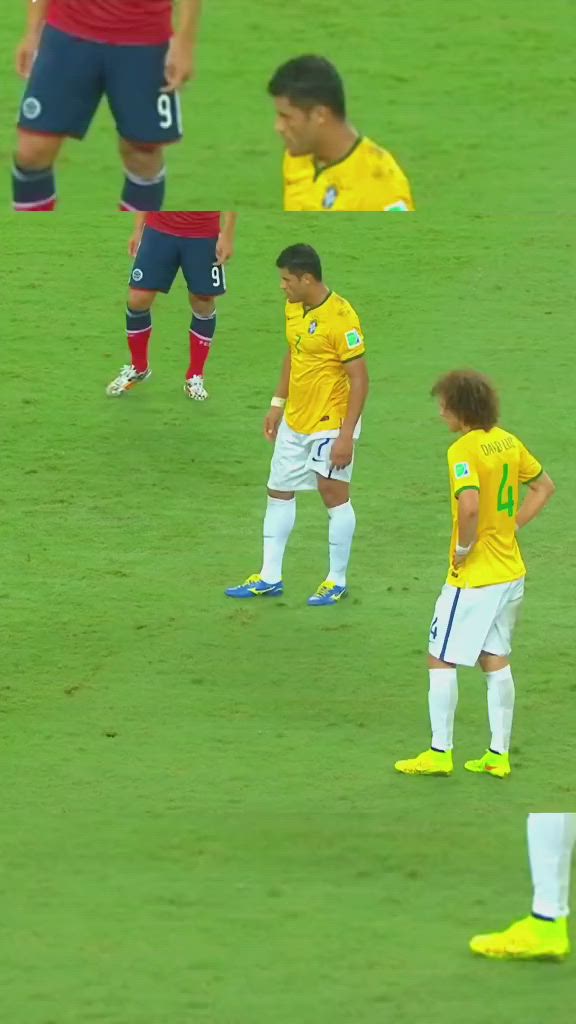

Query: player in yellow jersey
[470,813,575,960]
[225,243,369,605]
[395,370,555,778]
[267,56,414,212]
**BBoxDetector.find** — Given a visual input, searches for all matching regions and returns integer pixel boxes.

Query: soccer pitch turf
[1,0,574,211]
[2,213,575,1022]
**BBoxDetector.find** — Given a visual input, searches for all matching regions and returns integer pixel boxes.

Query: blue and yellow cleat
[394,748,453,776]
[225,573,284,599]
[307,580,347,606]
[470,915,570,961]
[464,749,511,778]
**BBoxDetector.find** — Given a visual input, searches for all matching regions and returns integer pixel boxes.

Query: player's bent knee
[479,652,510,672]
[16,130,61,170]
[120,139,164,177]
[267,489,295,501]
[191,295,216,316]
[120,138,162,156]
[428,653,456,669]
[127,288,155,310]
[318,479,349,506]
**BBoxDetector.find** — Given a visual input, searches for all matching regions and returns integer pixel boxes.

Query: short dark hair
[267,55,346,119]
[276,244,322,281]
[431,369,500,431]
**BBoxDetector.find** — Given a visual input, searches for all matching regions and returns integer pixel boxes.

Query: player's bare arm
[163,0,203,93]
[331,356,369,470]
[215,213,237,265]
[16,0,49,78]
[128,214,147,257]
[453,489,479,568]
[516,472,556,530]
[264,351,291,442]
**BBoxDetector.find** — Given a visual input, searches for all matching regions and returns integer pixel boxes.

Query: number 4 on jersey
[497,462,515,517]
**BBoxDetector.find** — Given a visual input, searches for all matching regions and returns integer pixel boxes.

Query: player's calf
[12,131,63,211]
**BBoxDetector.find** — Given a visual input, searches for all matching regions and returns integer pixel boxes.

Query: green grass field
[1,0,574,211]
[1,213,575,1021]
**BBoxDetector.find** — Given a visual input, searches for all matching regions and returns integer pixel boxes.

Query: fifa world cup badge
[308,320,318,334]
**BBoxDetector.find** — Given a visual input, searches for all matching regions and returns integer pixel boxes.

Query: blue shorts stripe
[439,588,461,661]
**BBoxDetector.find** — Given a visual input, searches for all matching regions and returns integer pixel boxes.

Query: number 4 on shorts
[497,462,515,517]
[430,616,438,640]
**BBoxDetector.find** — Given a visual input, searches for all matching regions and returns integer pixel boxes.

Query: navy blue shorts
[129,228,227,295]
[18,25,183,144]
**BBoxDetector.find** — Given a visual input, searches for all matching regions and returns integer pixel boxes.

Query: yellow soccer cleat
[470,915,570,961]
[464,749,511,778]
[394,748,453,776]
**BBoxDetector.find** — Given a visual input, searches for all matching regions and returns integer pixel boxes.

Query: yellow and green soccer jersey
[284,291,366,435]
[446,427,543,588]
[283,136,414,212]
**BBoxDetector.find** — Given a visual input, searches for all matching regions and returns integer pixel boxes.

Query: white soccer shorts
[428,577,525,667]
[267,419,356,492]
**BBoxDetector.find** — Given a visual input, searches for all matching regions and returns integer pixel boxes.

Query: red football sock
[14,197,57,212]
[187,331,210,377]
[127,329,152,373]
[126,308,153,373]
[187,313,216,378]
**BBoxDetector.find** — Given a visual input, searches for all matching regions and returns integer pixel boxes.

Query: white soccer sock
[528,813,576,919]
[327,501,356,587]
[428,668,458,751]
[485,666,515,754]
[260,497,296,583]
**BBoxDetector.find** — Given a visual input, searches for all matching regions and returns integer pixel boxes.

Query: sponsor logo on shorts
[132,269,144,282]
[345,329,362,349]
[308,320,318,334]
[323,186,338,209]
[22,97,42,120]
[312,438,331,463]
[454,462,471,479]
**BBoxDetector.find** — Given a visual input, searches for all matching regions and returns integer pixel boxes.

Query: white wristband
[271,396,286,409]
[455,542,473,556]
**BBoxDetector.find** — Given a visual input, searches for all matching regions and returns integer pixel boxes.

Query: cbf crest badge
[308,320,318,334]
[322,186,338,210]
